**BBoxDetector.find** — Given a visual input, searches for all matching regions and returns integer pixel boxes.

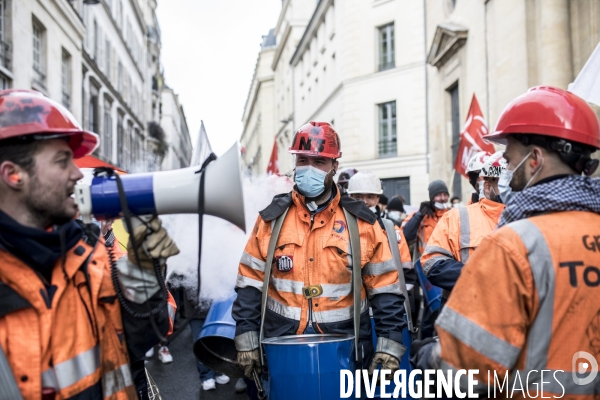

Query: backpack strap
[0,345,23,400]
[258,208,289,366]
[342,209,362,362]
[381,218,418,334]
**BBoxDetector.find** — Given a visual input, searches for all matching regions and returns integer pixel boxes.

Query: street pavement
[146,323,244,400]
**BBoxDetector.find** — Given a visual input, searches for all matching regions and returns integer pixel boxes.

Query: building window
[378,101,397,157]
[378,23,395,71]
[105,39,111,79]
[61,50,71,109]
[103,98,112,161]
[117,0,123,30]
[117,61,122,91]
[93,20,98,60]
[117,112,124,167]
[0,0,9,70]
[381,177,411,205]
[88,86,99,133]
[448,83,462,197]
[32,18,46,89]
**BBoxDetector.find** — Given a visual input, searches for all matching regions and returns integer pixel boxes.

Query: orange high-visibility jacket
[235,190,405,339]
[421,198,505,276]
[430,211,600,398]
[391,225,414,290]
[402,209,448,256]
[0,235,175,399]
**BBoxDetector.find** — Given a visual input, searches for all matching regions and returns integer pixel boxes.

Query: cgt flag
[267,139,279,175]
[454,94,496,177]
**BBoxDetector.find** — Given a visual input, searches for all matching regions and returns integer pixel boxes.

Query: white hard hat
[466,151,492,174]
[480,151,507,178]
[347,171,383,195]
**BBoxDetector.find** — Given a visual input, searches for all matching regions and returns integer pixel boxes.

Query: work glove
[237,349,261,378]
[410,337,437,358]
[368,352,400,375]
[419,201,434,218]
[128,216,179,270]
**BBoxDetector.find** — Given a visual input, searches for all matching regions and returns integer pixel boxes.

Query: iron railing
[378,139,397,157]
[0,40,10,70]
[32,66,46,90]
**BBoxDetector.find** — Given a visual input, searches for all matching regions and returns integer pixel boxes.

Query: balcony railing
[378,60,395,72]
[378,139,397,157]
[0,40,11,70]
[32,66,46,90]
[62,91,71,110]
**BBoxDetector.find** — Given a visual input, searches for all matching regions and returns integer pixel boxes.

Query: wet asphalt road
[146,323,244,400]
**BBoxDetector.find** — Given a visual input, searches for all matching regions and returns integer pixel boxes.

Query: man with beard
[421,152,506,301]
[232,122,407,382]
[412,87,600,398]
[0,90,179,399]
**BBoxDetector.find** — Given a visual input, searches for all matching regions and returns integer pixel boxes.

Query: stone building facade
[242,0,600,204]
[240,30,276,175]
[426,0,600,201]
[3,0,190,172]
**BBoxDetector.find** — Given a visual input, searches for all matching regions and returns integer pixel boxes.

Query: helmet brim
[483,132,507,145]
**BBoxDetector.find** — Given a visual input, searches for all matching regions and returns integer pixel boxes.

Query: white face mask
[478,180,486,200]
[369,206,378,213]
[452,202,462,208]
[498,150,540,201]
[434,202,449,210]
[387,211,401,220]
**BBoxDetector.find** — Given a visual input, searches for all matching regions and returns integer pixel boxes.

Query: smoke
[163,174,294,307]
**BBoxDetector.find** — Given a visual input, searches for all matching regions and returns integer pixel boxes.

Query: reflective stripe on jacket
[391,225,414,291]
[430,211,600,398]
[234,189,406,342]
[421,199,504,290]
[0,238,137,399]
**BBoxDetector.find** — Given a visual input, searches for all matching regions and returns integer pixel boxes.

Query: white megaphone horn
[75,144,246,232]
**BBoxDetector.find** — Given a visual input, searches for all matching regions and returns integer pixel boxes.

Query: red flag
[454,94,496,177]
[266,140,279,175]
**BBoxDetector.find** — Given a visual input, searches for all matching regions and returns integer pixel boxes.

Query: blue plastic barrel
[414,259,442,313]
[262,334,355,400]
[192,294,244,378]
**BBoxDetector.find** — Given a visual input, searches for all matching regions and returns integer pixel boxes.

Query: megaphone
[74,144,246,232]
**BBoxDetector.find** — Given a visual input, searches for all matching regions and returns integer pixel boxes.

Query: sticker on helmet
[276,256,293,272]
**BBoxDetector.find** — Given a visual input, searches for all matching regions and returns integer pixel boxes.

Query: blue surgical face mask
[294,165,328,198]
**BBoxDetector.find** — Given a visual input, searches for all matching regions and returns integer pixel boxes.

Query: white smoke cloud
[163,174,294,307]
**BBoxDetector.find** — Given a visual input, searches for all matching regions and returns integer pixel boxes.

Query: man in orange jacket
[233,122,407,378]
[0,90,179,399]
[346,171,416,293]
[402,180,450,257]
[421,152,506,295]
[413,86,600,398]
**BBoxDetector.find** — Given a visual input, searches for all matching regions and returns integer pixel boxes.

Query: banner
[266,140,279,175]
[568,41,600,107]
[191,120,214,166]
[454,94,495,177]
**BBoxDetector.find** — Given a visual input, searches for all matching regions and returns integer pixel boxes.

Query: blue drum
[192,294,244,378]
[262,334,355,400]
[414,259,442,313]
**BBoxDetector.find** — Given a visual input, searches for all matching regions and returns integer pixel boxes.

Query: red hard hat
[289,121,342,159]
[0,89,99,158]
[487,86,600,149]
